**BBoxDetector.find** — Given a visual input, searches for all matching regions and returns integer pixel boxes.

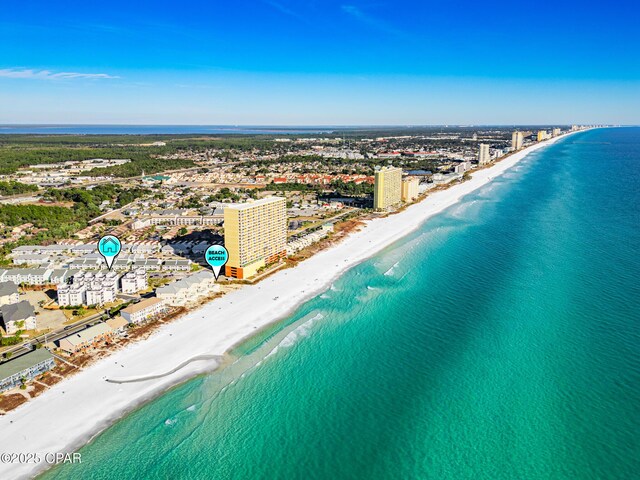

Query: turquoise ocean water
[44,128,640,480]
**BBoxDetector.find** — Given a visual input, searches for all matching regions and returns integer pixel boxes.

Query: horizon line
[0,123,616,128]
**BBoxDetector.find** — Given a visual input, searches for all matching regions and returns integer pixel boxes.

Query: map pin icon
[98,235,122,270]
[205,245,229,280]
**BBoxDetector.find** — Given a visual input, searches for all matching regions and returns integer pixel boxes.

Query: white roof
[0,281,18,296]
[14,254,49,261]
[121,297,164,314]
[156,284,181,295]
[225,197,285,211]
[156,270,213,295]
[106,317,128,330]
[12,246,41,253]
[61,323,112,346]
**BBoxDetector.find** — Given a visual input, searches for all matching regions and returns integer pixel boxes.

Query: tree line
[0,181,39,196]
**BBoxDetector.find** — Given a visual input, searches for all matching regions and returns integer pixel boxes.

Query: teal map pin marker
[205,245,229,280]
[98,234,122,270]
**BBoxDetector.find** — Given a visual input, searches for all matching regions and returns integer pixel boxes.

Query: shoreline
[0,131,585,479]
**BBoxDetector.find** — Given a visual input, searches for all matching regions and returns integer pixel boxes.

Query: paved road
[288,208,357,239]
[1,311,107,361]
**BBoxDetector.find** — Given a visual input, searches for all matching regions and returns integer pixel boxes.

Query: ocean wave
[356,285,384,302]
[279,334,298,348]
[384,262,400,276]
[480,184,496,194]
[450,198,482,217]
[265,346,280,360]
[281,313,322,347]
[186,405,196,412]
[266,313,323,357]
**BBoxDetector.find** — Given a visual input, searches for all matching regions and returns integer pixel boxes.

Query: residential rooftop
[121,297,164,315]
[61,323,112,347]
[0,281,18,297]
[0,349,53,380]
[1,300,35,323]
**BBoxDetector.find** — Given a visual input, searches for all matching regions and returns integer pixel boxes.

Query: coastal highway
[1,311,107,362]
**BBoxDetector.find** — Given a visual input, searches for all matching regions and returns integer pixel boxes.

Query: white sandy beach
[0,132,577,479]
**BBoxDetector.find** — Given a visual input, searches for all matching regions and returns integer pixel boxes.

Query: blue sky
[1,0,638,125]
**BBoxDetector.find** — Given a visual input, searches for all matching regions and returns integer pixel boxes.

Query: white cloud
[341,4,405,37]
[263,1,301,18]
[0,68,119,80]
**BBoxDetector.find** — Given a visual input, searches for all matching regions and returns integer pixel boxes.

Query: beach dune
[0,132,577,479]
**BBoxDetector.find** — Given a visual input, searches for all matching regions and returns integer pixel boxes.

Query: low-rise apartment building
[161,259,192,272]
[12,254,52,266]
[57,270,119,307]
[132,259,163,272]
[0,268,52,285]
[120,297,167,324]
[106,316,129,336]
[120,268,148,294]
[136,209,225,227]
[0,349,55,392]
[156,270,217,306]
[0,281,19,306]
[1,300,37,334]
[58,322,115,354]
[286,224,333,255]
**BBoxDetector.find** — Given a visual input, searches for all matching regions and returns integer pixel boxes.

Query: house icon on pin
[100,236,119,255]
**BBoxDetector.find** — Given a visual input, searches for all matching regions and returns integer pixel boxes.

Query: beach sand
[0,132,578,479]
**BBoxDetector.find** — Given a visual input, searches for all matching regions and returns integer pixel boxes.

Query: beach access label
[98,235,122,270]
[205,245,229,280]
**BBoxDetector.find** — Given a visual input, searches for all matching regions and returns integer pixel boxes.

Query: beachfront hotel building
[537,130,550,141]
[223,197,287,279]
[511,131,524,150]
[478,144,491,165]
[401,176,420,202]
[374,166,402,211]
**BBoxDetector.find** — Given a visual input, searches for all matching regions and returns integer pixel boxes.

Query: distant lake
[0,125,343,135]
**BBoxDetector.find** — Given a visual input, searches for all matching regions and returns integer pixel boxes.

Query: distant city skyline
[1,0,639,124]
